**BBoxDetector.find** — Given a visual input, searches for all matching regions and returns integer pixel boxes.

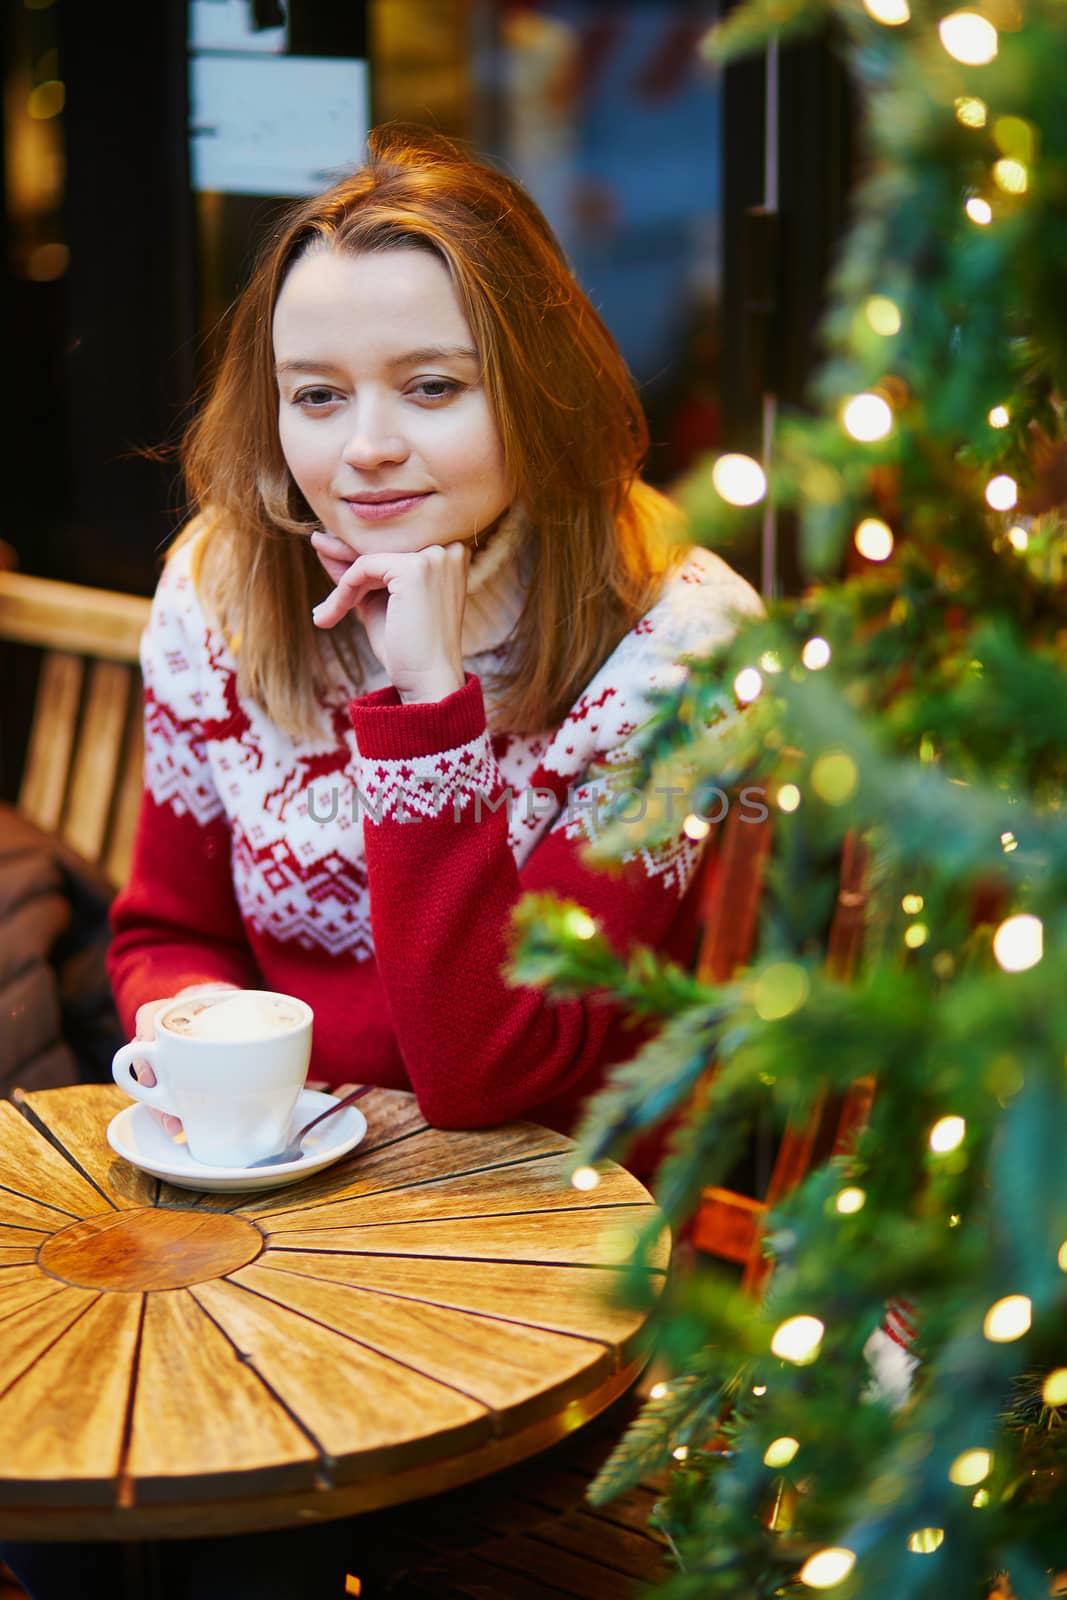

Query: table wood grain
[0,1086,668,1540]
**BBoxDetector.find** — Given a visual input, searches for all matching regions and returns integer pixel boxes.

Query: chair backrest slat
[2,571,151,887]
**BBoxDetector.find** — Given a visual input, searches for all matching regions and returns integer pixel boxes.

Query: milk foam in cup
[112,990,314,1167]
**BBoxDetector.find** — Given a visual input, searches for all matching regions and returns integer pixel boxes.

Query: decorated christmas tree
[512,1,1067,1593]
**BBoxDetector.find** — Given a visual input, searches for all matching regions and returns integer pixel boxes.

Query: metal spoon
[246,1085,374,1168]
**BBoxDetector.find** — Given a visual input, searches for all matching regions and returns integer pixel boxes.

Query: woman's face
[273,246,512,555]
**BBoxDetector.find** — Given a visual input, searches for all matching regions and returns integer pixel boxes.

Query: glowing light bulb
[683,813,711,842]
[988,405,1010,429]
[908,1528,945,1553]
[986,474,1018,511]
[972,1488,991,1507]
[902,894,924,914]
[649,1382,670,1400]
[949,1449,992,1487]
[930,1115,966,1153]
[571,1166,600,1191]
[835,1187,866,1214]
[564,908,598,941]
[842,393,893,442]
[759,650,782,674]
[955,95,987,128]
[966,197,993,225]
[811,751,858,806]
[802,636,832,671]
[799,1548,856,1588]
[993,913,1043,972]
[672,1445,689,1461]
[751,1384,767,1396]
[904,923,929,949]
[754,963,810,1022]
[734,667,763,704]
[777,784,801,813]
[993,159,1027,195]
[1042,1369,1067,1406]
[854,517,894,561]
[863,0,910,20]
[983,1294,1032,1342]
[865,296,902,335]
[712,453,767,507]
[1007,525,1028,551]
[938,11,999,65]
[1000,831,1017,853]
[771,1314,825,1364]
[764,1436,800,1467]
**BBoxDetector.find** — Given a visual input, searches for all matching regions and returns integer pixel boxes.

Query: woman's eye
[410,378,461,402]
[294,387,338,408]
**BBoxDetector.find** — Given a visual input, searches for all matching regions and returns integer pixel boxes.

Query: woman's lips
[343,493,432,523]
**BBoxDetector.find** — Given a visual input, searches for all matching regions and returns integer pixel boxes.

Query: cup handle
[112,1039,173,1113]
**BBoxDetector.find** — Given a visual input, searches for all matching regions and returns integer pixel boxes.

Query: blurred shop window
[188,0,368,375]
[370,0,723,489]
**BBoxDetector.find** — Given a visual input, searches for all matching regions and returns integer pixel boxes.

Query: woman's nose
[341,401,409,470]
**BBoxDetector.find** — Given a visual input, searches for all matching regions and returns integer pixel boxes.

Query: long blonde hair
[179,124,682,736]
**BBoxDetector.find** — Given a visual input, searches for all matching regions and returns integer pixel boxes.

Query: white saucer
[106,1089,368,1193]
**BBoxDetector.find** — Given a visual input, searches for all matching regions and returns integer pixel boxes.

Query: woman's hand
[310,530,469,704]
[132,983,241,1134]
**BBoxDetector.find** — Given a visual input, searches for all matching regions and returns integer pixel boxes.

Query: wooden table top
[0,1085,668,1540]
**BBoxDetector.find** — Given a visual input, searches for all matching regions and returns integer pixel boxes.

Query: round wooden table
[0,1085,668,1540]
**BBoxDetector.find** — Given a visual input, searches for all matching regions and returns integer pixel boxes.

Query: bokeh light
[712,453,767,506]
[938,11,998,65]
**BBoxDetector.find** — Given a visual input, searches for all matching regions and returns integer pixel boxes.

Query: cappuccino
[163,992,303,1042]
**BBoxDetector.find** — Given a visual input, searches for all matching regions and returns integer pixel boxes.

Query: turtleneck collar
[461,504,528,659]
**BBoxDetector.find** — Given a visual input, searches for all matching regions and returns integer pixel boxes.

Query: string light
[672,1445,689,1461]
[571,1166,600,1191]
[966,197,993,225]
[993,115,1035,164]
[811,752,858,806]
[759,650,782,674]
[907,1528,945,1554]
[949,1449,992,1487]
[764,1436,800,1468]
[904,923,929,949]
[930,1115,966,1153]
[993,159,1027,195]
[835,1187,866,1214]
[683,813,712,841]
[1058,1240,1067,1273]
[841,392,894,442]
[865,296,902,335]
[734,667,764,704]
[902,894,924,914]
[1007,525,1029,551]
[854,517,895,561]
[955,95,987,128]
[751,1384,767,1396]
[777,784,801,813]
[986,474,1018,511]
[988,405,1010,429]
[938,11,999,65]
[802,637,832,670]
[1000,831,1018,852]
[754,963,811,1022]
[863,0,910,21]
[1042,1370,1067,1406]
[983,1295,1032,1342]
[563,908,598,941]
[799,1548,856,1588]
[712,453,767,506]
[771,1314,825,1364]
[972,1488,991,1508]
[649,1382,670,1401]
[992,913,1043,972]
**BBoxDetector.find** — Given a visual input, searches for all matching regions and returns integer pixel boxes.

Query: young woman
[106,122,762,1161]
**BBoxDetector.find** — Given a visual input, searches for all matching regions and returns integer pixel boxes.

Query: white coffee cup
[111,990,314,1167]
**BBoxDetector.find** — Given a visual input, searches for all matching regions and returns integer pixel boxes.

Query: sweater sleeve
[107,551,260,1034]
[350,673,713,1128]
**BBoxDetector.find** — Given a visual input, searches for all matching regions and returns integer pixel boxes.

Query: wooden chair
[0,571,151,887]
[692,805,873,1291]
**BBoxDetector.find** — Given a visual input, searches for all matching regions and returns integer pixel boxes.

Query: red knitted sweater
[107,533,762,1161]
